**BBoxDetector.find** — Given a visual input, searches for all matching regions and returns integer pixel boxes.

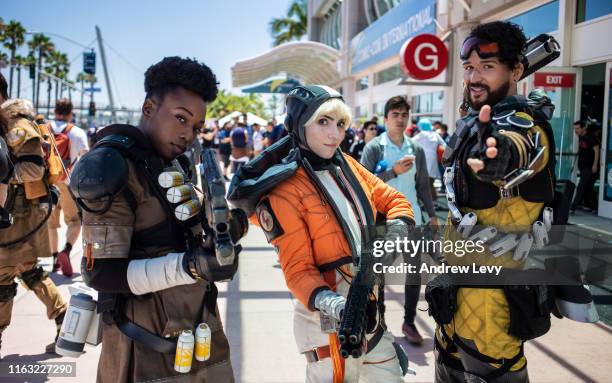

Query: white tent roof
[217,111,268,127]
[231,41,341,88]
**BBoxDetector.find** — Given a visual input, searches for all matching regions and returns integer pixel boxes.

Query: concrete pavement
[2,218,612,382]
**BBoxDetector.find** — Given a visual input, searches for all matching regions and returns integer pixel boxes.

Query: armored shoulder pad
[70,146,128,202]
[94,134,135,150]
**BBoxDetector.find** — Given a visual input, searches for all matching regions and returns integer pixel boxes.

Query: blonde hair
[304,98,352,129]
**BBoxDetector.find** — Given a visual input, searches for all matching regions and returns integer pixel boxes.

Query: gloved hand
[314,290,346,321]
[382,218,414,265]
[182,245,240,282]
[467,105,513,182]
[229,208,249,243]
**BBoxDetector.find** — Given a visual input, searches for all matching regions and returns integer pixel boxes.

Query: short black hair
[55,98,73,115]
[573,120,584,128]
[468,21,527,69]
[384,96,410,118]
[363,120,377,130]
[144,56,218,103]
[0,73,7,101]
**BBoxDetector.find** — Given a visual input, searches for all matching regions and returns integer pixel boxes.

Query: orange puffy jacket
[254,154,414,309]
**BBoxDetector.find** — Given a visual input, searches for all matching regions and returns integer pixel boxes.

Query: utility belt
[0,184,54,247]
[97,282,219,355]
[425,272,553,342]
[426,274,545,382]
[434,323,525,382]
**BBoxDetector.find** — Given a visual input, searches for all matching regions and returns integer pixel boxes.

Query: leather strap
[116,319,177,354]
[303,345,332,363]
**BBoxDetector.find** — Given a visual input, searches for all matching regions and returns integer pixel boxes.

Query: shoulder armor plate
[69,146,128,202]
[95,134,135,150]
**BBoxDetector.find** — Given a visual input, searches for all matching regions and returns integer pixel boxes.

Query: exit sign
[534,72,574,87]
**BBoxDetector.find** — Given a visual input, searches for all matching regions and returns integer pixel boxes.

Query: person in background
[361,96,438,345]
[370,115,385,135]
[340,123,356,153]
[47,98,89,277]
[349,120,378,161]
[434,121,450,144]
[252,122,264,157]
[218,121,233,179]
[199,123,217,149]
[412,118,447,208]
[230,121,250,174]
[405,118,419,137]
[0,97,67,355]
[271,117,286,144]
[263,121,275,148]
[571,120,600,213]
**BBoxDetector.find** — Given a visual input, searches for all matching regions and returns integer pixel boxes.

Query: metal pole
[89,79,94,128]
[80,77,85,126]
[35,49,42,113]
[95,25,116,122]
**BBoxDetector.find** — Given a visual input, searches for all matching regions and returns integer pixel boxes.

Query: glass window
[373,64,402,85]
[374,101,386,118]
[356,105,368,119]
[321,1,342,49]
[356,76,369,91]
[576,0,612,23]
[507,1,559,37]
[605,66,612,201]
[411,91,443,115]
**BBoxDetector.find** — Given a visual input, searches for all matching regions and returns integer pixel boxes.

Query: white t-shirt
[50,120,89,164]
[412,130,446,179]
[252,130,264,151]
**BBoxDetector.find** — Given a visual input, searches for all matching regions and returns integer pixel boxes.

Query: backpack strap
[63,123,74,135]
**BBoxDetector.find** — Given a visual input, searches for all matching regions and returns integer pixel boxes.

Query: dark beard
[468,81,511,110]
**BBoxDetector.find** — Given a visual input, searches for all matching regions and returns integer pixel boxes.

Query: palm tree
[47,50,69,103]
[13,54,31,98]
[269,0,307,46]
[27,33,54,112]
[2,20,26,98]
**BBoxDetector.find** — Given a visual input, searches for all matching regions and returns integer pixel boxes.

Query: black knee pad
[20,266,49,289]
[0,282,18,302]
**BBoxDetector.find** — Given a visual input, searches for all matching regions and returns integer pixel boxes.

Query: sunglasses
[366,127,377,131]
[460,37,500,60]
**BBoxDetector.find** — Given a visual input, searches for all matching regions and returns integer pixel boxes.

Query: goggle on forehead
[460,37,501,60]
[288,86,314,100]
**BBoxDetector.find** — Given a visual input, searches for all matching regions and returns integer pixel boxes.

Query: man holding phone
[361,95,438,344]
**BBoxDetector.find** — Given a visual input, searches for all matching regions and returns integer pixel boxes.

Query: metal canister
[159,171,184,188]
[194,323,211,362]
[174,330,194,373]
[175,199,201,221]
[167,185,193,204]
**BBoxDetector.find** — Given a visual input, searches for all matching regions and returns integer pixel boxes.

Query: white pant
[293,271,404,383]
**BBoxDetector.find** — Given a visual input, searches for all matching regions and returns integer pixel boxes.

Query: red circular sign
[400,34,448,80]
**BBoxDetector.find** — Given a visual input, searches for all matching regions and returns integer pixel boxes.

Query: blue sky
[1,0,292,108]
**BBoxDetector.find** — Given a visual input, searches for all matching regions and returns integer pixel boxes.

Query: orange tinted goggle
[460,37,500,60]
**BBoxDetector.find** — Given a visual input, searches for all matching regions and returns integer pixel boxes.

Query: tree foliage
[207,89,268,120]
[269,0,307,46]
